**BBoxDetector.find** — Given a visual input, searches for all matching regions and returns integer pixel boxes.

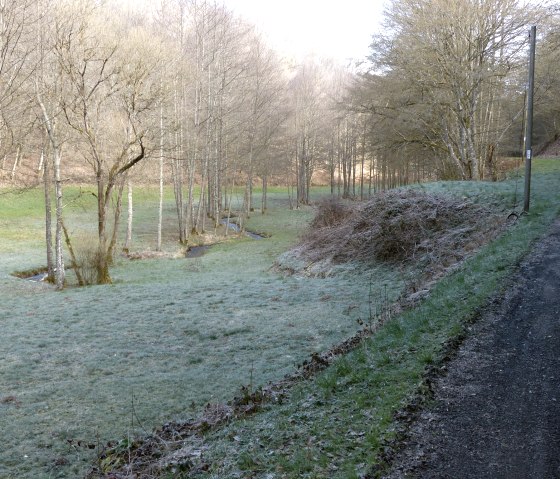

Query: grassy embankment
[166,159,560,479]
[1,159,559,478]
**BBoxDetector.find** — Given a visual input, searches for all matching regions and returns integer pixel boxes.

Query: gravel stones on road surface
[383,218,560,479]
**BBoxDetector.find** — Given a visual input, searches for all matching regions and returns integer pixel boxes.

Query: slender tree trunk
[175,81,188,242]
[225,175,234,237]
[195,155,208,233]
[351,141,356,197]
[54,148,65,290]
[172,158,185,242]
[107,180,125,261]
[95,170,113,285]
[10,145,21,181]
[298,136,310,205]
[342,148,348,198]
[211,138,220,226]
[37,92,65,289]
[360,127,366,200]
[244,169,253,218]
[37,149,44,176]
[329,140,335,195]
[125,179,133,252]
[61,220,84,286]
[369,155,374,196]
[186,155,195,234]
[294,142,300,209]
[157,100,164,251]
[306,140,312,204]
[43,146,54,282]
[261,176,268,214]
[337,141,342,198]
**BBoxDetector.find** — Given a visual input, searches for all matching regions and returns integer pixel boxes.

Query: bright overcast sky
[120,0,388,64]
[222,0,388,64]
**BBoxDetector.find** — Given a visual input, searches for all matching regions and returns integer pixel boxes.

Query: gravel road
[383,218,560,479]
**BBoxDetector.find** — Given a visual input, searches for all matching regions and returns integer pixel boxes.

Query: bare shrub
[310,197,352,229]
[299,189,506,268]
[72,234,103,285]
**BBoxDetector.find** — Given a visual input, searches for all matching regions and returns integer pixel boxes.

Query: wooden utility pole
[524,26,536,213]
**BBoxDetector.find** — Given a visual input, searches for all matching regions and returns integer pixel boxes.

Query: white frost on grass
[0,191,393,478]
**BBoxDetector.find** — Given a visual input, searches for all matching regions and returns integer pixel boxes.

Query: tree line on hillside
[353,0,560,182]
[0,0,558,288]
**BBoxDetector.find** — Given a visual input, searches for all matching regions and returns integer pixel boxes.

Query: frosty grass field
[0,187,402,478]
[2,161,560,478]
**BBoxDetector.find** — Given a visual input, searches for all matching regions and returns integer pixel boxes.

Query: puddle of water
[246,231,265,240]
[185,245,210,258]
[27,272,49,282]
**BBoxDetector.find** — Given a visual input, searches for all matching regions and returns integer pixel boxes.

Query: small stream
[18,267,71,282]
[18,218,265,270]
[220,218,265,240]
[185,218,265,258]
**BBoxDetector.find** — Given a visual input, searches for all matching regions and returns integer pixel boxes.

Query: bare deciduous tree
[364,0,547,180]
[52,2,161,283]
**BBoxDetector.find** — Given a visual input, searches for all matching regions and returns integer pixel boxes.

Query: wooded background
[1,0,559,286]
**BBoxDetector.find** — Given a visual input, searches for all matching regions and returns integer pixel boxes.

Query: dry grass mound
[299,189,506,269]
